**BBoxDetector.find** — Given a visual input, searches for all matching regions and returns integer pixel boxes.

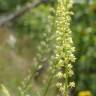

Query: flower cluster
[35,7,55,79]
[18,6,55,96]
[55,0,76,96]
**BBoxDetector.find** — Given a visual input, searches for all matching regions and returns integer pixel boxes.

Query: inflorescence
[55,0,76,96]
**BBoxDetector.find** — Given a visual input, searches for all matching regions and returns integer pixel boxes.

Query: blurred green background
[0,0,96,96]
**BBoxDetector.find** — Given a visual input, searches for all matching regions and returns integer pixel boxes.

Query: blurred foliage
[0,0,27,12]
[72,1,96,95]
[0,0,96,96]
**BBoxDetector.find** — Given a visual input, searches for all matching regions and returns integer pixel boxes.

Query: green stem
[43,71,55,96]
